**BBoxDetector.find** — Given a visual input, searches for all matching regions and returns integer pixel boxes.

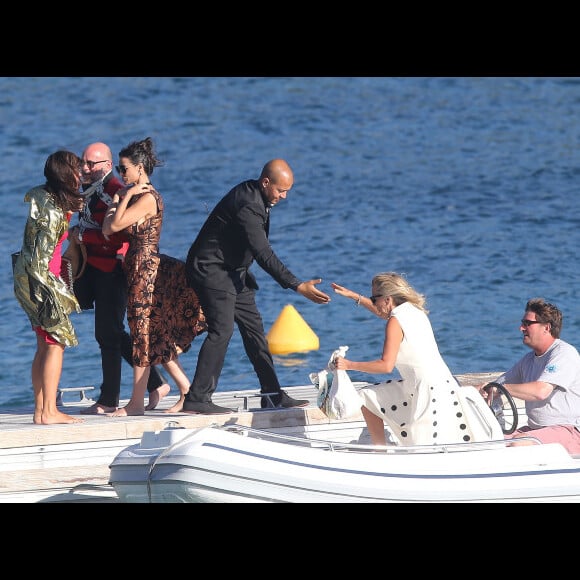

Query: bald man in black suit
[182,159,331,415]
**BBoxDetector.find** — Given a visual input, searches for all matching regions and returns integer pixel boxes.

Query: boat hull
[109,424,580,503]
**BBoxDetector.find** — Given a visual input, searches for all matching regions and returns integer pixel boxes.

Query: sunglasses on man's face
[521,319,542,327]
[82,159,108,170]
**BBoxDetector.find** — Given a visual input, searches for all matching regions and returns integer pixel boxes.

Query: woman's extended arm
[334,313,403,375]
[331,282,380,315]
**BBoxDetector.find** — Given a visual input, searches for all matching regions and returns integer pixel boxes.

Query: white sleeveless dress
[359,301,501,445]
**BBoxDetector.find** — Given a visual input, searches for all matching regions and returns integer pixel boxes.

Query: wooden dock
[0,372,505,503]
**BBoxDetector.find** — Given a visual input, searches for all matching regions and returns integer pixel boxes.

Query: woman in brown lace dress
[102,137,206,416]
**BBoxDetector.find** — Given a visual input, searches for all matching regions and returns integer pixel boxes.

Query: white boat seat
[456,385,504,441]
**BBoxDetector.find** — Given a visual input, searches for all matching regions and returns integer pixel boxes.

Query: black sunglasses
[82,159,108,169]
[116,165,129,175]
[521,319,542,327]
[370,294,386,305]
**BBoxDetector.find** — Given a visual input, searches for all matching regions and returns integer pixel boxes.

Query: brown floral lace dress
[123,188,206,367]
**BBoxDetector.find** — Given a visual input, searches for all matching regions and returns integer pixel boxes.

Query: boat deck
[0,372,505,503]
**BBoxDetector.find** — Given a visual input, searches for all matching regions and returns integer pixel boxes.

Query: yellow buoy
[266,304,320,355]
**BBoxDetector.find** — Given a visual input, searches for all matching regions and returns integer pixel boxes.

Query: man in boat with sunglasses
[480,298,580,455]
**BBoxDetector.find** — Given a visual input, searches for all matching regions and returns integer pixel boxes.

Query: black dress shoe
[182,401,235,415]
[261,390,310,409]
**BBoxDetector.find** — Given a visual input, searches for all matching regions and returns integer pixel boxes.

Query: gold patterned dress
[13,186,80,347]
[123,188,206,367]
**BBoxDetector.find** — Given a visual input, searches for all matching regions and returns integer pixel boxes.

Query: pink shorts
[506,424,580,455]
[34,326,59,346]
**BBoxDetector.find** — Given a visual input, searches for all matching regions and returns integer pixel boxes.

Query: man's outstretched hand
[296,279,331,304]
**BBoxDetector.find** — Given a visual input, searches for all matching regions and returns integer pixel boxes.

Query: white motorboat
[108,405,580,503]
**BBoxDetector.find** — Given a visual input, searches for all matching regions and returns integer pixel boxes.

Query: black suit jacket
[186,179,301,294]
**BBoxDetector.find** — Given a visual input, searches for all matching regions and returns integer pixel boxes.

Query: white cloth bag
[310,346,363,420]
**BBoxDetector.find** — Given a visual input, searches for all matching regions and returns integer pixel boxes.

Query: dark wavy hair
[526,297,562,338]
[44,150,84,212]
[118,136,163,176]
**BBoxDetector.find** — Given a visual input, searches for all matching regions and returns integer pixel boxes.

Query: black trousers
[73,262,165,407]
[184,285,282,403]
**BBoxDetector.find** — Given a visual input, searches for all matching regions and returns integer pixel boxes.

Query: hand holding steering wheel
[482,382,518,435]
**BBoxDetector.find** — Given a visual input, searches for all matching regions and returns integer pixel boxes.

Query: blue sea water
[1,76,580,411]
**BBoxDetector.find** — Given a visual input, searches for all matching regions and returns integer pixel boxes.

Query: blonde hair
[372,272,428,314]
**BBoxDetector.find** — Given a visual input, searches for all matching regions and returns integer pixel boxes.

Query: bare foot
[36,411,84,424]
[164,394,185,413]
[80,402,117,415]
[108,403,145,417]
[145,383,171,411]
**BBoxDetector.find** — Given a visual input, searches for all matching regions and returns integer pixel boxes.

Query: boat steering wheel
[483,382,518,435]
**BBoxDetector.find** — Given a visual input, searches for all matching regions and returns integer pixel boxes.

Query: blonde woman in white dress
[331,272,498,446]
